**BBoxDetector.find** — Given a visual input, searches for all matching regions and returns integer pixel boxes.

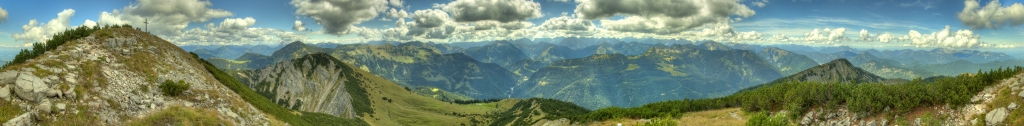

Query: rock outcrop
[233,53,357,118]
[1,28,275,125]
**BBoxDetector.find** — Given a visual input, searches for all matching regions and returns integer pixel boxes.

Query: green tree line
[3,24,134,69]
[567,66,1023,123]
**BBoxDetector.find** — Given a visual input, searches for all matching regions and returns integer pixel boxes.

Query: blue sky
[1,0,1023,51]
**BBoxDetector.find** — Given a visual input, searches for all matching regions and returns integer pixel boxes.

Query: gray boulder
[37,100,52,114]
[1011,102,1019,110]
[45,89,60,98]
[1018,90,1024,98]
[0,85,10,101]
[986,108,1009,125]
[56,103,66,112]
[2,112,35,126]
[0,70,18,85]
[13,72,47,102]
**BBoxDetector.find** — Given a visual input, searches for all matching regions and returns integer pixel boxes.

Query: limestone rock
[986,108,1008,125]
[0,85,10,101]
[1011,102,1019,110]
[56,103,66,112]
[3,112,35,126]
[45,89,60,98]
[13,72,47,102]
[1018,90,1024,98]
[0,70,18,85]
[38,100,52,114]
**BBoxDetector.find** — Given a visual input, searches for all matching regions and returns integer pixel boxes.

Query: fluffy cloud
[857,29,873,41]
[752,0,768,7]
[293,20,307,31]
[876,33,895,43]
[802,28,847,43]
[441,0,543,22]
[693,23,763,42]
[98,0,233,36]
[389,0,403,7]
[0,7,7,23]
[291,0,389,35]
[12,9,75,43]
[411,9,451,28]
[600,16,713,34]
[83,19,98,28]
[957,0,1024,29]
[386,8,409,19]
[212,17,256,33]
[169,18,307,45]
[899,25,981,48]
[475,21,534,30]
[538,15,597,35]
[576,0,756,34]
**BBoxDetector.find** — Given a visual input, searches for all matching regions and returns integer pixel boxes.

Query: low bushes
[159,80,191,96]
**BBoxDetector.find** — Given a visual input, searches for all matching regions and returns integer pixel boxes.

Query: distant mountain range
[198,40,1024,111]
[756,47,819,75]
[185,44,284,59]
[267,42,520,99]
[515,42,784,109]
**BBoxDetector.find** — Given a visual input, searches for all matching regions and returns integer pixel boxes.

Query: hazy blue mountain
[463,41,529,67]
[864,48,1017,64]
[516,44,783,109]
[757,47,819,75]
[270,41,520,99]
[906,60,1024,76]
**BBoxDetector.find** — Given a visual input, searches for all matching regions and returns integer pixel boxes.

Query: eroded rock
[3,112,35,126]
[13,72,47,102]
[986,108,1008,125]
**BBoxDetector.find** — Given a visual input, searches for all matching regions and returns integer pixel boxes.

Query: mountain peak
[774,58,886,83]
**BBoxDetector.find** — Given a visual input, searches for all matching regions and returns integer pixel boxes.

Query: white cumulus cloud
[899,25,981,48]
[386,8,409,19]
[169,18,307,45]
[441,0,543,23]
[83,19,98,28]
[801,28,848,43]
[876,33,895,43]
[957,0,1024,29]
[389,0,403,7]
[575,0,756,34]
[291,0,389,35]
[98,0,233,36]
[293,20,308,31]
[538,15,597,35]
[857,29,873,42]
[0,7,8,23]
[412,9,451,28]
[12,9,76,43]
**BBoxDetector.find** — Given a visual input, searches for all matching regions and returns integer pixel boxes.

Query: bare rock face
[13,71,47,102]
[0,85,10,101]
[236,53,357,118]
[0,70,18,85]
[986,108,1008,125]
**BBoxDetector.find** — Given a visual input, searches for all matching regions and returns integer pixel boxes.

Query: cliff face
[233,53,356,118]
[0,28,273,125]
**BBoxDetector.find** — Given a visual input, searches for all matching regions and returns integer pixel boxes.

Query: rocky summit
[0,28,272,125]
